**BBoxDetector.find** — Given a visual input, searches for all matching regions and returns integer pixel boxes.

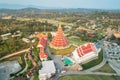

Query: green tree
[0,36,2,43]
[47,32,52,40]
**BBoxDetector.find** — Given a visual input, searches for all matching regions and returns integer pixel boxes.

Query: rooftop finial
[59,23,61,28]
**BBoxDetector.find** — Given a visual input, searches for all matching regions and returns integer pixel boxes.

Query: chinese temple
[50,24,69,49]
[72,43,98,64]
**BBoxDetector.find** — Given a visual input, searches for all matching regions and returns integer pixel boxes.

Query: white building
[72,43,98,64]
[22,38,30,43]
[39,60,56,80]
[12,34,21,37]
[1,33,12,40]
[64,25,72,30]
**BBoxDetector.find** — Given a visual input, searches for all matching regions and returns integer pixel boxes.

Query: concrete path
[0,48,29,61]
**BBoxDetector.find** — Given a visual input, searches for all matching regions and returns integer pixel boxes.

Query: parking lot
[0,60,21,80]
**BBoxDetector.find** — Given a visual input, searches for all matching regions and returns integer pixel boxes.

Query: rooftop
[39,60,56,74]
[76,43,96,57]
[50,24,69,49]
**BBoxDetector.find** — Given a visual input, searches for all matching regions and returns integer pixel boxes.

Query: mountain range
[0,3,61,9]
[0,3,120,12]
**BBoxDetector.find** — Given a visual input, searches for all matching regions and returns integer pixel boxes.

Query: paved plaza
[0,60,21,80]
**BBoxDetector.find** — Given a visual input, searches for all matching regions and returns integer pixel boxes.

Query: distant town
[0,8,120,80]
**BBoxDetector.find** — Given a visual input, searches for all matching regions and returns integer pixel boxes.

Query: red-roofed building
[36,33,47,40]
[39,52,47,61]
[50,24,69,49]
[113,33,120,38]
[37,33,48,61]
[72,43,98,63]
[37,37,47,48]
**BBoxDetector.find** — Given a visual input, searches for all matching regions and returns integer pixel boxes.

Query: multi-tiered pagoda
[50,24,69,49]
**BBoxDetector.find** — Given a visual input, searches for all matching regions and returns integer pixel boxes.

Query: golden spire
[50,23,69,49]
[59,23,62,28]
[57,23,63,35]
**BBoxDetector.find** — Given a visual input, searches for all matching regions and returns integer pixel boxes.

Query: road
[84,48,106,72]
[10,53,28,79]
[0,48,29,61]
[84,57,106,72]
[53,38,115,80]
[62,71,118,76]
[84,39,106,72]
[17,53,28,75]
[45,43,108,80]
[55,71,119,80]
[57,71,119,79]
[47,39,120,80]
[46,45,65,80]
[46,46,64,71]
[103,42,120,75]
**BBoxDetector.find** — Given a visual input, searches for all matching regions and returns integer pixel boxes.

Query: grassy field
[49,45,76,55]
[59,75,118,80]
[94,63,116,73]
[68,36,88,46]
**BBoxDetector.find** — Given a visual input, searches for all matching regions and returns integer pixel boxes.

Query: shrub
[82,50,103,70]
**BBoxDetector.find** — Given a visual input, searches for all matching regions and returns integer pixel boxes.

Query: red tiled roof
[37,37,47,48]
[76,43,96,57]
[50,24,69,48]
[40,47,44,52]
[77,47,82,57]
[114,33,120,38]
[39,52,47,58]
[37,33,48,59]
[36,33,47,39]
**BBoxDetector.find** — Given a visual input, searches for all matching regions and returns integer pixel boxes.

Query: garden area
[82,50,103,70]
[0,37,30,58]
[59,74,119,80]
[49,45,76,55]
[94,62,116,73]
[0,52,26,66]
[0,42,40,80]
[68,36,88,46]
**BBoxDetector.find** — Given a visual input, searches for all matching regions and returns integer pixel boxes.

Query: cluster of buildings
[104,42,120,61]
[49,24,99,64]
[103,41,120,74]
[25,23,100,80]
[36,33,56,80]
[106,27,120,39]
[0,22,101,80]
[0,31,22,40]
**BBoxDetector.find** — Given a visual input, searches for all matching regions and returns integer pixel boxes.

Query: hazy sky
[0,0,120,9]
